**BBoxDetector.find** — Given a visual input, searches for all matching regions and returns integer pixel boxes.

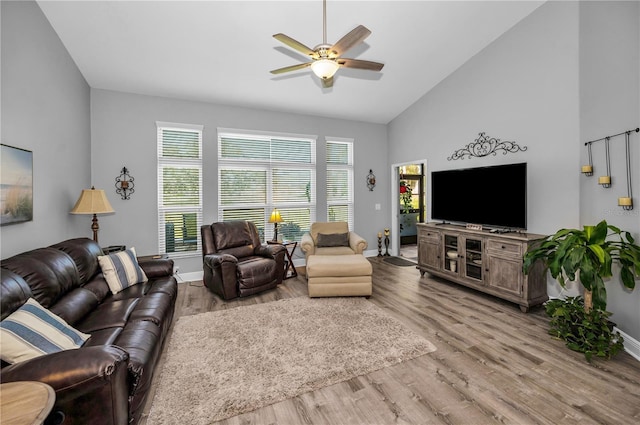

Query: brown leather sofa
[0,238,177,425]
[201,221,286,299]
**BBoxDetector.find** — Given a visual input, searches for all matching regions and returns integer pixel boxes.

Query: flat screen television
[431,162,527,230]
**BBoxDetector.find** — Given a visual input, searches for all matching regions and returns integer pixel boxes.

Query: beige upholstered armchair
[300,222,367,260]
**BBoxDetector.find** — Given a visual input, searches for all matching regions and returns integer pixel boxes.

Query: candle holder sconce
[383,228,390,256]
[115,167,135,200]
[366,169,376,191]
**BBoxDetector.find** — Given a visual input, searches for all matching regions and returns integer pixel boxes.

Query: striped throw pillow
[98,247,148,294]
[0,298,90,364]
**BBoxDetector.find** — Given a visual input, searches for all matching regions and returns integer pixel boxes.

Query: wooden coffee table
[0,381,55,425]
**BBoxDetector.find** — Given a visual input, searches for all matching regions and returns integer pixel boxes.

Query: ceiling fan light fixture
[311,59,339,80]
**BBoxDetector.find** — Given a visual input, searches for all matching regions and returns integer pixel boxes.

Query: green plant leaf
[590,220,609,244]
[620,266,637,290]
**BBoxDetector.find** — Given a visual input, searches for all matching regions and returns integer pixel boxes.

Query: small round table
[0,381,55,425]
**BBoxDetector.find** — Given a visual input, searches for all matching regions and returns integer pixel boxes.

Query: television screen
[431,163,527,230]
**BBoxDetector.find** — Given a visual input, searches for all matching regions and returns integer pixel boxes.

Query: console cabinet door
[418,228,441,271]
[486,239,523,296]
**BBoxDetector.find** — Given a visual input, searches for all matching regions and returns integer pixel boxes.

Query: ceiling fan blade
[329,25,371,57]
[337,58,384,72]
[270,62,312,75]
[273,33,315,57]
[321,76,334,88]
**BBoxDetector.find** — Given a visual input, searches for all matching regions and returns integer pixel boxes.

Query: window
[157,122,203,257]
[326,138,354,229]
[218,130,316,242]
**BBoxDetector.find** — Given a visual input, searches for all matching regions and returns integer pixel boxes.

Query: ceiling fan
[270,0,384,88]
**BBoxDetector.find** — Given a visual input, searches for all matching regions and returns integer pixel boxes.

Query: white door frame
[390,159,428,256]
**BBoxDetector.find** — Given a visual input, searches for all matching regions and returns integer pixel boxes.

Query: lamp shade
[269,208,283,223]
[70,187,115,215]
[311,59,339,80]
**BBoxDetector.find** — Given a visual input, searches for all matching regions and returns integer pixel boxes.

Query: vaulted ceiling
[37,1,545,124]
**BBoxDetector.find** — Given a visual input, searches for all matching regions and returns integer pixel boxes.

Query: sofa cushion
[48,288,101,326]
[0,298,90,364]
[51,238,104,284]
[1,248,80,308]
[98,248,148,295]
[75,298,140,333]
[0,269,33,321]
[316,232,349,247]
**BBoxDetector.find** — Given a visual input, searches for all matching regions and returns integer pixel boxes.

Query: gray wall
[90,89,389,274]
[388,1,580,235]
[579,1,640,343]
[389,1,640,342]
[1,0,91,258]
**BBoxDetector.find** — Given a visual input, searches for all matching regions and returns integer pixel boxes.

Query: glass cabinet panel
[464,238,483,281]
[444,234,459,273]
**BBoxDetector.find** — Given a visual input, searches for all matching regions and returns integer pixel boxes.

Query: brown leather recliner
[201,221,286,300]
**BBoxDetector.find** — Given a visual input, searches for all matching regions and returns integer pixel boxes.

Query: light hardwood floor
[141,258,640,425]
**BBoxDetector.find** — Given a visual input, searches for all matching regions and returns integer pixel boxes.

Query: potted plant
[524,220,639,311]
[544,296,624,361]
[523,220,640,360]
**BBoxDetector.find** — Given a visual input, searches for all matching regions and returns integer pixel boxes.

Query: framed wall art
[1,144,33,226]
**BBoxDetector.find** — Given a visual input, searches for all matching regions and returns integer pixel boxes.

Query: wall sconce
[366,169,376,191]
[597,137,611,188]
[581,143,594,176]
[269,208,283,241]
[115,167,135,200]
[618,131,633,210]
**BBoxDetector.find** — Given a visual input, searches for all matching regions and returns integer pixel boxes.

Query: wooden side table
[267,240,298,279]
[0,381,55,425]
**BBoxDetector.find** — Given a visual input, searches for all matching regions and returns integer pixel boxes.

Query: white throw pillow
[0,298,90,364]
[98,247,148,294]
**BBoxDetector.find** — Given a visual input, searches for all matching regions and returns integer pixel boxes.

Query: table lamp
[269,208,283,242]
[70,186,115,243]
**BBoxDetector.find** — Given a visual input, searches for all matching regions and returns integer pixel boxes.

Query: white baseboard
[615,327,640,361]
[176,271,203,283]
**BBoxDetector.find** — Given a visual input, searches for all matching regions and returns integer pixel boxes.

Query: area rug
[383,256,417,267]
[146,297,436,424]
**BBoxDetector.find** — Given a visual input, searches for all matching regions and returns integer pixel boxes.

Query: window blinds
[157,123,203,256]
[218,132,316,242]
[326,140,354,229]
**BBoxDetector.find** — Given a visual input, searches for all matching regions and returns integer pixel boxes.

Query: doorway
[396,163,425,260]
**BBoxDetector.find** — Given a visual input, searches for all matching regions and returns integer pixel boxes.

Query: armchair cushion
[0,298,90,364]
[316,232,349,247]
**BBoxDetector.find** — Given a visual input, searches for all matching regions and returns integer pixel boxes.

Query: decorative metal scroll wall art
[447,132,527,161]
[581,127,639,211]
[115,166,135,200]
